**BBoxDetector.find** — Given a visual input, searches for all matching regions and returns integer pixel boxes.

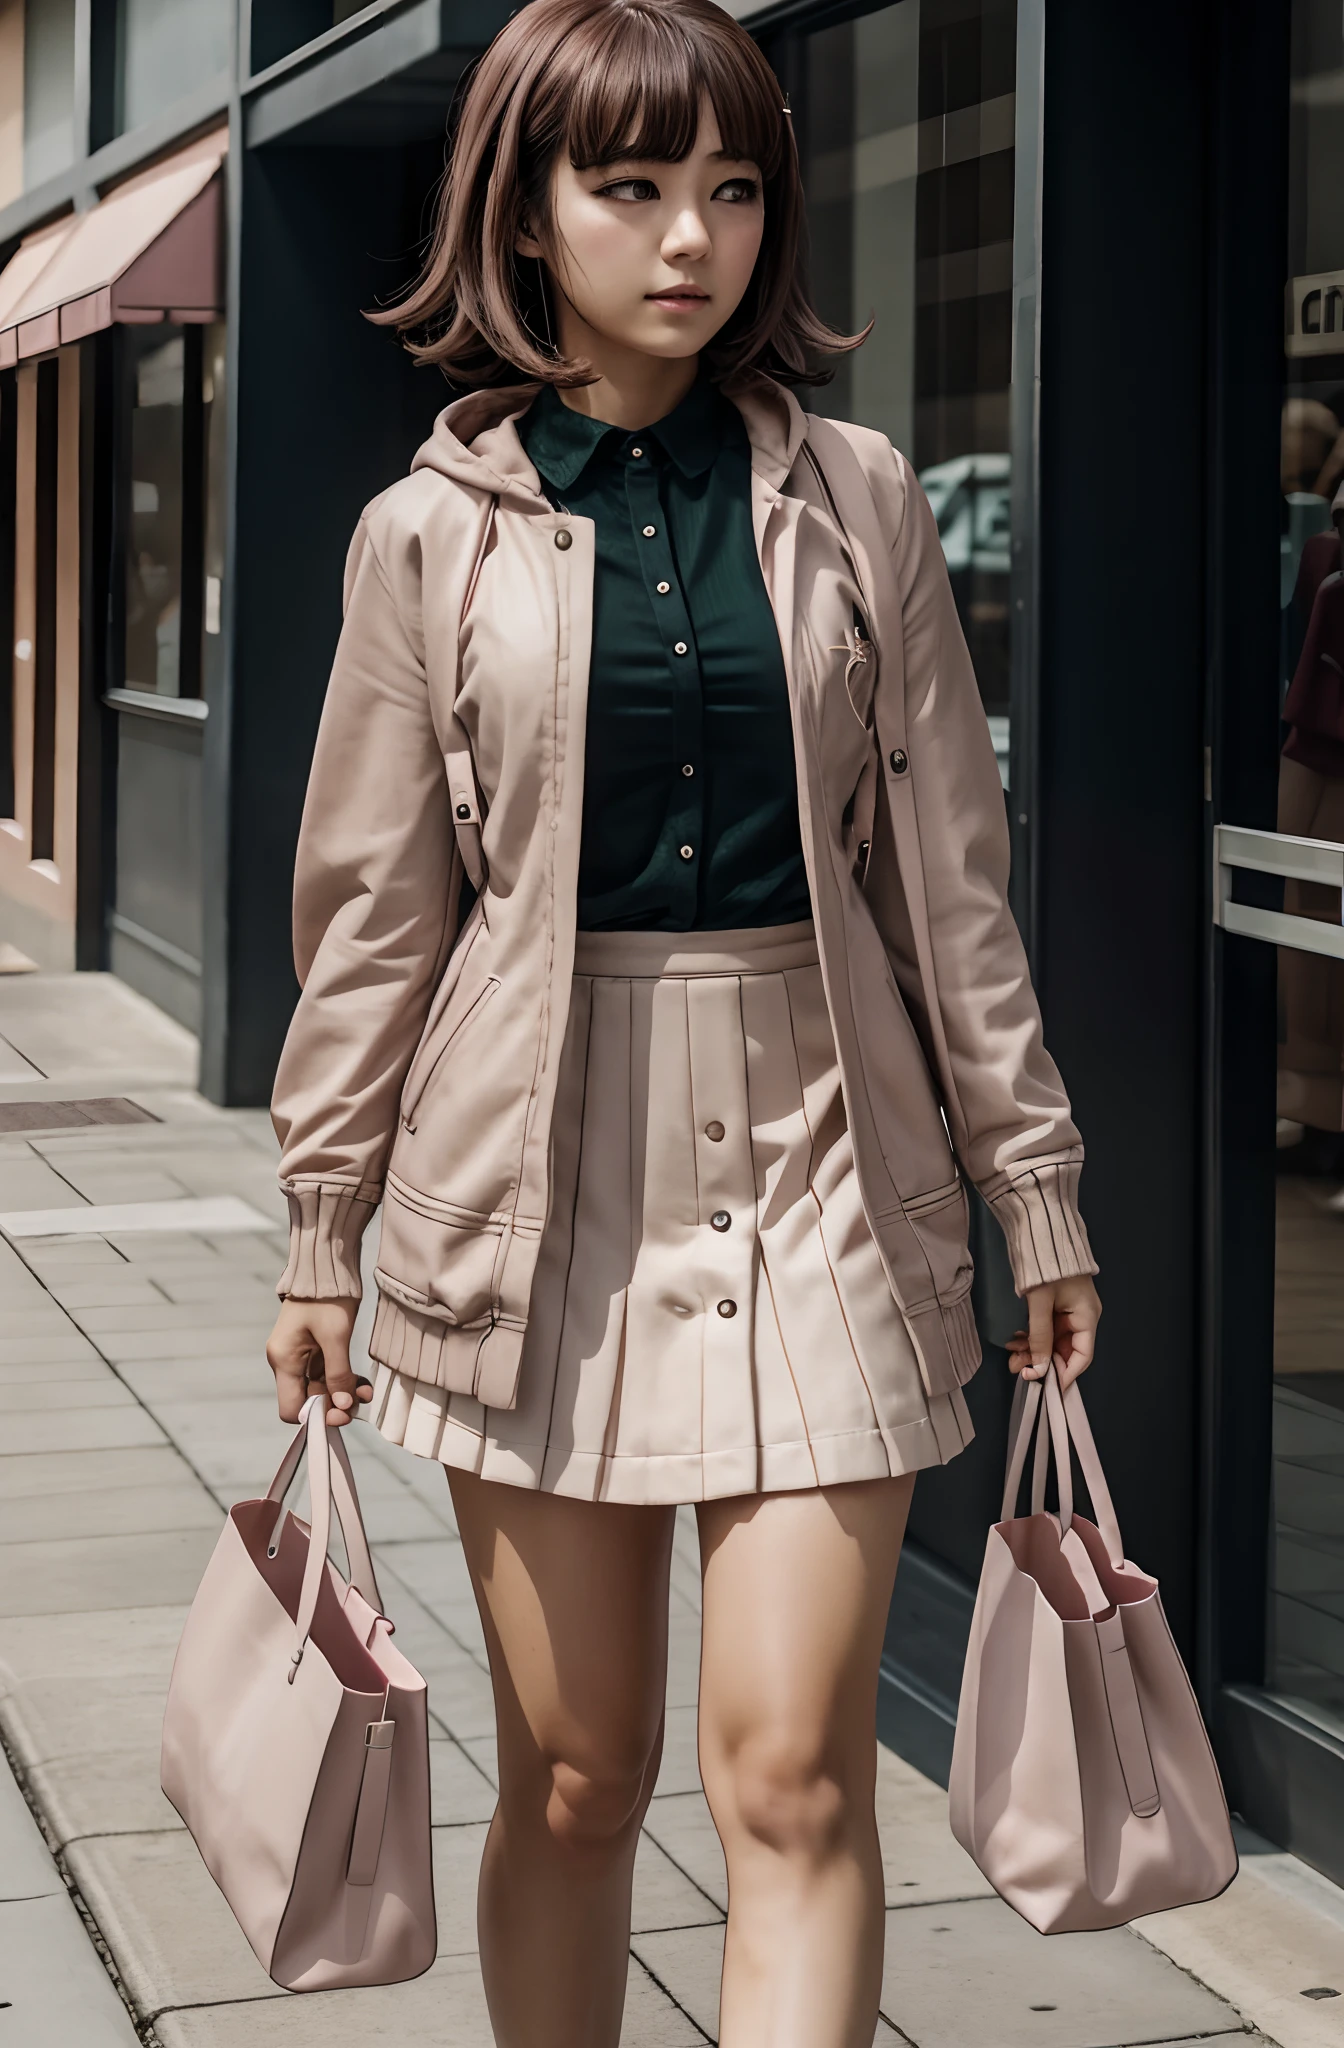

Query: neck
[551,305,698,429]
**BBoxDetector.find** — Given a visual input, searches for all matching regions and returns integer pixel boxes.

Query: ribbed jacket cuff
[984,1160,1098,1296]
[277,1182,379,1300]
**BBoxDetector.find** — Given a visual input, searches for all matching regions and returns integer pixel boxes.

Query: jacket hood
[409,371,810,507]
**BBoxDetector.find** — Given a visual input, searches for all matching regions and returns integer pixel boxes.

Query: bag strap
[265,1397,384,1678]
[999,1366,1125,1568]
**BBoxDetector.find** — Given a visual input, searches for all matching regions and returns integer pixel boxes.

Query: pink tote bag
[949,1367,1237,1933]
[161,1396,436,1990]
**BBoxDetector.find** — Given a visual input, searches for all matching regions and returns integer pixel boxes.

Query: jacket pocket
[376,1176,503,1327]
[903,1179,974,1308]
[400,971,501,1133]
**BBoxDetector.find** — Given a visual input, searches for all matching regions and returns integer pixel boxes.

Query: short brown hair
[369,0,863,387]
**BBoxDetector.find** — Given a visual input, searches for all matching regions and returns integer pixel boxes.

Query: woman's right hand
[266,1298,369,1427]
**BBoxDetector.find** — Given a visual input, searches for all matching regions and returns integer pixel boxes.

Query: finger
[354,1376,373,1406]
[1057,1323,1096,1388]
[318,1323,358,1426]
[266,1335,314,1424]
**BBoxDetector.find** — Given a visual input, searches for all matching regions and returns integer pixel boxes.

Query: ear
[516,217,543,262]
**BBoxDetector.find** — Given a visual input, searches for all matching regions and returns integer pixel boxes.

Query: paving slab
[151,1948,707,2047]
[633,1829,724,1935]
[66,1828,285,2011]
[1138,1837,1344,2048]
[5,1405,168,1455]
[0,1477,221,1544]
[25,1746,184,1848]
[6,1376,140,1413]
[1,1306,96,1338]
[0,1443,197,1500]
[0,1745,63,1900]
[653,1701,703,1797]
[429,1735,498,1827]
[90,1323,280,1363]
[0,1526,217,1616]
[643,1790,728,1913]
[0,1354,118,1386]
[0,1889,142,2045]
[877,1897,1242,2048]
[0,1330,104,1366]
[632,1922,726,2039]
[873,1746,994,1908]
[431,1820,489,1956]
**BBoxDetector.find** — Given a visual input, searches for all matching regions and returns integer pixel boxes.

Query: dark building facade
[2,0,1342,1887]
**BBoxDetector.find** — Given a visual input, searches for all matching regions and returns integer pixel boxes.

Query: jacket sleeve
[862,450,1098,1295]
[270,513,462,1300]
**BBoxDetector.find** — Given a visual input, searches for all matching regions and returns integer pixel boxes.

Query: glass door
[1212,0,1344,1854]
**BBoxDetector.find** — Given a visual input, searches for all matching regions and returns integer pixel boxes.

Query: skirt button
[704,1120,725,1141]
[710,1210,730,1232]
[717,1299,737,1319]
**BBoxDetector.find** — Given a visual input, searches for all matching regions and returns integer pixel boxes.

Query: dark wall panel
[1032,2,1211,1655]
[208,139,448,1104]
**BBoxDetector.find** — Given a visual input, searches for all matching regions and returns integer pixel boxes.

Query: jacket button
[704,1121,725,1141]
[717,1299,737,1318]
[710,1210,730,1232]
[554,529,572,550]
[455,803,471,821]
[679,844,694,860]
[888,748,908,774]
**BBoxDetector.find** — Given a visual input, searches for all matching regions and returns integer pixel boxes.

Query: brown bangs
[368,0,865,389]
[561,11,785,182]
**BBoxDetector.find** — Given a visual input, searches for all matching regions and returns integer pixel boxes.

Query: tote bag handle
[1001,1367,1126,1568]
[267,1397,383,1678]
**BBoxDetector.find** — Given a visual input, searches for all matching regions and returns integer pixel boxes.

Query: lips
[647,289,709,306]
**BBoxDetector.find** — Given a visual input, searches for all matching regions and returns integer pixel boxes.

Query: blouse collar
[519,373,733,490]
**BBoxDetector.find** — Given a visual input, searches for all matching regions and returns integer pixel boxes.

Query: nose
[662,205,712,264]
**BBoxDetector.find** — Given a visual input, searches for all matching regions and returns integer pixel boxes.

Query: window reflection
[788,0,1017,784]
[1271,0,1344,1740]
[125,333,185,696]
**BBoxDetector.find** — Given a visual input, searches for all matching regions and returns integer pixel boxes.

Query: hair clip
[782,93,793,117]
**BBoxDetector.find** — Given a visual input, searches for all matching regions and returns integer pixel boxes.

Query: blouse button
[631,446,643,458]
[454,803,471,821]
[674,641,688,655]
[679,843,694,861]
[656,580,671,594]
[704,1120,725,1141]
[888,748,909,774]
[554,528,572,550]
[717,1299,737,1319]
[711,1210,731,1232]
[642,525,657,538]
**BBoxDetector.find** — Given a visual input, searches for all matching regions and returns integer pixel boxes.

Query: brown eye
[713,178,760,204]
[598,177,659,202]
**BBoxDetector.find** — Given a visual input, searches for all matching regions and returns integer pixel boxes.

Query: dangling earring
[535,256,555,354]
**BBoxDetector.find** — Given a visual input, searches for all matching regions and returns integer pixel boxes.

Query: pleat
[368,931,976,1502]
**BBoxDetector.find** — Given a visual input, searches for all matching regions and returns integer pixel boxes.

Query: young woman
[265,1,1101,2039]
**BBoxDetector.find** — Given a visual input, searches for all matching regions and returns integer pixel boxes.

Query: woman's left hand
[1006,1275,1101,1389]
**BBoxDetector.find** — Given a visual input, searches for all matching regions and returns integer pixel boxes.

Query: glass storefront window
[22,0,77,189]
[122,325,211,699]
[778,0,1017,785]
[115,0,231,136]
[1269,0,1344,1741]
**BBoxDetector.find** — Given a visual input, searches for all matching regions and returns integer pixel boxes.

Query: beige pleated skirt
[369,921,973,1504]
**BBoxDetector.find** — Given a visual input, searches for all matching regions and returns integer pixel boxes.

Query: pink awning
[0,126,226,368]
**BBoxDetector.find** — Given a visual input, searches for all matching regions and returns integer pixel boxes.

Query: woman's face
[519,101,765,366]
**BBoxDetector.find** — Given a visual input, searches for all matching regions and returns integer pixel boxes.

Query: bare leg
[448,1469,676,2048]
[696,1475,915,2048]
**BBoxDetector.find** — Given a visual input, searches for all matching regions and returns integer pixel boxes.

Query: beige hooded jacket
[271,374,1096,1412]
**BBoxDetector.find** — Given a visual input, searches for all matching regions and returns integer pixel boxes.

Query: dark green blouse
[518,377,812,933]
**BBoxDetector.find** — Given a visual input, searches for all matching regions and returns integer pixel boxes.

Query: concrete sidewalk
[0,970,1340,2046]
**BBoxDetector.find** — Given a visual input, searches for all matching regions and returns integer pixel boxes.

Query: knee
[543,1752,652,1852]
[718,1732,863,1865]
[501,1726,662,1856]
